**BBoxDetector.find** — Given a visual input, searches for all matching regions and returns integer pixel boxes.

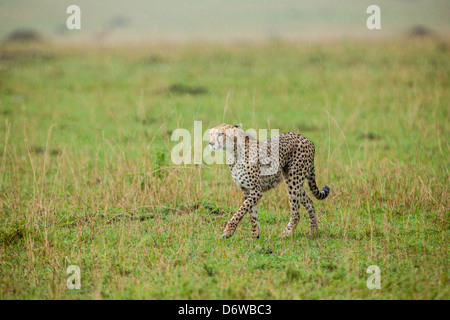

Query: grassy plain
[0,38,448,299]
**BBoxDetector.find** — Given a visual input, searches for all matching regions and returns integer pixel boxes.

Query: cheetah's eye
[218,133,223,137]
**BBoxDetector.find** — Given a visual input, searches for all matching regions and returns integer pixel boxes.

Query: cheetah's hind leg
[280,176,304,238]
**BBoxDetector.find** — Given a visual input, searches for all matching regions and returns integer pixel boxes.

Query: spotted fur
[209,123,330,239]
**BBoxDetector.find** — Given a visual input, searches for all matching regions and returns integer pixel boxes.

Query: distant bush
[407,25,435,38]
[5,29,43,43]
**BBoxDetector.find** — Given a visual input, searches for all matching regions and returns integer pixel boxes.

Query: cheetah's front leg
[222,187,262,238]
[242,189,260,239]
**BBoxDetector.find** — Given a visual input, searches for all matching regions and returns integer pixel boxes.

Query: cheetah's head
[209,123,242,151]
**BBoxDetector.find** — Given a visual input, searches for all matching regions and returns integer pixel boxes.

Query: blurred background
[1,0,449,44]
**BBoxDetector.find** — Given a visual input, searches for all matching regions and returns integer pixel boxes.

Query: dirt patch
[28,146,61,156]
[167,83,208,95]
[0,49,54,61]
[359,132,381,141]
[142,54,166,65]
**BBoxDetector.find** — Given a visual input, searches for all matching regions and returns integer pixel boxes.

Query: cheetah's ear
[234,124,242,129]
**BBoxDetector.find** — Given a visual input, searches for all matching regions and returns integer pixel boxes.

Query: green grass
[0,39,448,299]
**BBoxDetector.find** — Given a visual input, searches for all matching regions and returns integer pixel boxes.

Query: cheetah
[209,123,330,239]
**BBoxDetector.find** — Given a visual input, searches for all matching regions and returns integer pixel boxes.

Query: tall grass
[0,39,448,299]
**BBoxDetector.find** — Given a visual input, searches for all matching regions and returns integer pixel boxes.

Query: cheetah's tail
[307,166,330,200]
